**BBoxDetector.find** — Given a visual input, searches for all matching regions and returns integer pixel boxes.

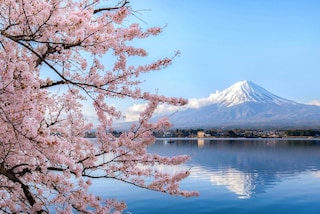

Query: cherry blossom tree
[0,0,198,213]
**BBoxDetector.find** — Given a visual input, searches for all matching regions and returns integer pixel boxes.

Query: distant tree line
[284,129,320,137]
[153,128,320,138]
[85,128,320,138]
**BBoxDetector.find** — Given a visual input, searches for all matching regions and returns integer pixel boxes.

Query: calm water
[89,139,320,214]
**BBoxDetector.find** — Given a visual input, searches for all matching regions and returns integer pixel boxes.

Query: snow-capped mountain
[211,80,296,107]
[168,81,320,128]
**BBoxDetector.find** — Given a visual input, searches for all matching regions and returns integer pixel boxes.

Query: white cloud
[154,104,181,114]
[308,100,320,106]
[124,103,182,122]
[124,103,148,121]
[187,91,219,109]
[123,92,220,122]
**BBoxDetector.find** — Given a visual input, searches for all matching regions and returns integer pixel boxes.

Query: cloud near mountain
[124,102,187,121]
[187,92,221,108]
[124,92,222,121]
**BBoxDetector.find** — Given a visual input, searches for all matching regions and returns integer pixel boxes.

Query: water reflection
[311,170,320,178]
[192,166,258,199]
[151,139,320,199]
[197,139,205,148]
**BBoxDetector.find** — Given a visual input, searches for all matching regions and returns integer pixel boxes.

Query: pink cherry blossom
[0,0,198,213]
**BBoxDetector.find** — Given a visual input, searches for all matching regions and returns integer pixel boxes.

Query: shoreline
[156,137,320,141]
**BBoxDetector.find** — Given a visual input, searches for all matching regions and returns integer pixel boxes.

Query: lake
[89,138,320,214]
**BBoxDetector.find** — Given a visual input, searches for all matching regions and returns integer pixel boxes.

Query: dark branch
[40,80,66,89]
[93,0,129,14]
[0,164,38,210]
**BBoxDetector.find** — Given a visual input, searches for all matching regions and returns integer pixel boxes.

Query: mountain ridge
[167,80,320,129]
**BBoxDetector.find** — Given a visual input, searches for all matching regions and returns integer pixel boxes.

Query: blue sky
[126,0,320,105]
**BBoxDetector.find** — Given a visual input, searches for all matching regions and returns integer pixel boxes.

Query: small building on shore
[197,131,205,138]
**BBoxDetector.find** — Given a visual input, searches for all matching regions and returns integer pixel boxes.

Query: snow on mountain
[166,80,320,128]
[211,80,296,107]
[118,80,320,129]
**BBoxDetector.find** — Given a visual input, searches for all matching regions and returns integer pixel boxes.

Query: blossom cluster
[0,0,197,213]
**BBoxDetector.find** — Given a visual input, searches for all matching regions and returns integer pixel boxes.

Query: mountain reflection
[192,166,258,199]
[152,139,320,199]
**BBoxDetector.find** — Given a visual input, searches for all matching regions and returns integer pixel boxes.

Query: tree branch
[93,0,129,14]
[40,80,66,89]
[0,164,38,211]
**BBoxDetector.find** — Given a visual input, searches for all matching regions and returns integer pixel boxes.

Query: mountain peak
[214,80,296,107]
[162,80,320,129]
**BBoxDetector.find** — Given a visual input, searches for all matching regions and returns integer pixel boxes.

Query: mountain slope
[211,80,296,107]
[168,81,320,128]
